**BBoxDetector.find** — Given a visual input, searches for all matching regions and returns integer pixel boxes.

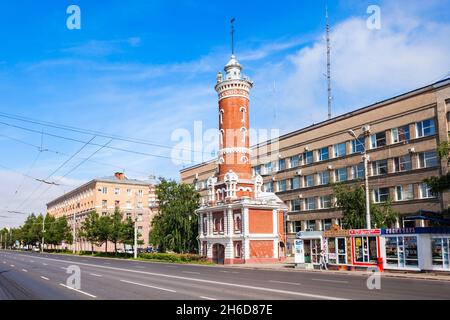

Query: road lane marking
[269,280,301,286]
[30,260,34,263]
[7,253,345,300]
[200,296,216,300]
[10,265,14,267]
[312,278,349,284]
[120,279,176,293]
[182,271,201,275]
[89,273,103,277]
[220,271,230,273]
[41,276,50,281]
[43,263,48,266]
[22,269,28,272]
[59,284,97,298]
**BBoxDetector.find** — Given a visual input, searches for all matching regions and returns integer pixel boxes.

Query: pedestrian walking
[319,250,328,270]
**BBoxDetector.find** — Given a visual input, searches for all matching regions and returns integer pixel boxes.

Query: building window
[385,236,419,267]
[234,214,242,233]
[319,195,332,209]
[394,155,412,172]
[419,183,435,199]
[202,241,208,256]
[304,174,314,187]
[305,197,316,211]
[102,187,108,195]
[306,220,316,231]
[138,190,144,197]
[291,199,301,212]
[290,155,301,168]
[334,168,348,182]
[322,219,333,231]
[291,177,300,190]
[319,147,329,161]
[418,151,438,168]
[126,201,132,209]
[333,143,346,158]
[263,162,273,174]
[253,165,261,175]
[370,131,386,149]
[137,202,143,209]
[352,164,365,180]
[202,215,208,235]
[416,118,436,138]
[102,212,107,216]
[395,185,414,201]
[293,221,302,233]
[327,237,347,264]
[391,125,410,143]
[213,214,224,234]
[304,151,313,165]
[278,158,286,171]
[127,189,132,196]
[114,200,120,208]
[102,200,107,209]
[264,182,274,192]
[372,159,388,176]
[351,137,365,154]
[318,171,329,185]
[234,241,242,258]
[137,213,143,222]
[278,180,287,192]
[374,187,390,203]
[114,188,120,195]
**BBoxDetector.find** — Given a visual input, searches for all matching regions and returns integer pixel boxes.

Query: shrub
[138,252,207,263]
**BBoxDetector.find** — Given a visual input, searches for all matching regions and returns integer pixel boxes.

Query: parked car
[125,248,134,255]
[32,246,40,252]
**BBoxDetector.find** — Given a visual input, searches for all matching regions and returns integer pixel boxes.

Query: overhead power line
[0,111,210,156]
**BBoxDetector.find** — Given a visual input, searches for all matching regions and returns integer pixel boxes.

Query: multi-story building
[47,172,158,252]
[181,77,450,255]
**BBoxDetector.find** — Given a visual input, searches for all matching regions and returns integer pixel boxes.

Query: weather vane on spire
[231,18,236,55]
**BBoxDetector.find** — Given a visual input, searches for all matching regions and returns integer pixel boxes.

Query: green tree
[149,178,200,253]
[110,208,124,254]
[97,215,112,253]
[80,211,100,252]
[424,141,450,194]
[120,217,137,251]
[333,183,398,229]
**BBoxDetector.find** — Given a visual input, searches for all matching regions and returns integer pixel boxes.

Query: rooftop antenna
[326,6,332,120]
[231,18,236,55]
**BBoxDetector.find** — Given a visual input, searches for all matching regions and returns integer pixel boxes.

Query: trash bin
[377,257,384,272]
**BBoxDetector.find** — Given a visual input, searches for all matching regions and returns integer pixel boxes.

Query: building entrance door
[212,244,225,264]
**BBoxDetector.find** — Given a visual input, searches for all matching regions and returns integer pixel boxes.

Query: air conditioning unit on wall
[362,125,371,133]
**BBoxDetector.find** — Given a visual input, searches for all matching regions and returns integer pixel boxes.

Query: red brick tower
[197,21,287,264]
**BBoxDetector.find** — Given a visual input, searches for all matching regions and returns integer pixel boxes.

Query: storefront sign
[294,239,304,264]
[296,231,323,238]
[349,229,381,236]
[382,228,416,235]
[381,227,450,235]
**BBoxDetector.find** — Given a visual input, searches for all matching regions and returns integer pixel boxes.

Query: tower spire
[231,18,236,55]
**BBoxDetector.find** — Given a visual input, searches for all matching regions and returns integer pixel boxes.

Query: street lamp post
[134,217,138,259]
[348,129,371,229]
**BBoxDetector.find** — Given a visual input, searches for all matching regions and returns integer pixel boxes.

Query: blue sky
[1,0,449,227]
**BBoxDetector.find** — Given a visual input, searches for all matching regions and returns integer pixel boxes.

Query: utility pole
[41,214,45,253]
[72,212,76,254]
[326,6,332,120]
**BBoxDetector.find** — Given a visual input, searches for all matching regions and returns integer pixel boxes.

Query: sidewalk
[221,262,450,282]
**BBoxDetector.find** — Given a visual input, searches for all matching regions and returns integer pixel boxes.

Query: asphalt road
[0,250,449,300]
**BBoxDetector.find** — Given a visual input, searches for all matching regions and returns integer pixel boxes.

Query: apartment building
[47,172,158,252]
[181,77,450,253]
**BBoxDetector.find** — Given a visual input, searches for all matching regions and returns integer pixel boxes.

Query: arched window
[240,127,247,143]
[234,241,242,258]
[240,156,249,164]
[234,214,242,232]
[219,109,224,124]
[220,129,225,145]
[240,107,247,124]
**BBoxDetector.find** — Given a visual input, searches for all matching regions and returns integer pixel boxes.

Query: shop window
[370,131,386,149]
[385,236,418,267]
[354,236,378,263]
[431,237,450,269]
[303,238,321,263]
[327,237,347,265]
